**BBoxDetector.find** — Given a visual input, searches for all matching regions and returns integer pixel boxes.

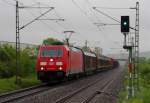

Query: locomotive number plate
[49,62,54,65]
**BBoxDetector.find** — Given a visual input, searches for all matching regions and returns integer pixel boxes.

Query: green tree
[0,44,36,78]
[82,46,91,52]
[0,44,16,78]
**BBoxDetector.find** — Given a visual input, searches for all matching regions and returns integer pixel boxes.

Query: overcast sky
[0,0,148,54]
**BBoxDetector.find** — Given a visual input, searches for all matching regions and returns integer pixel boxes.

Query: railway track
[0,83,48,103]
[55,69,121,103]
[0,72,105,103]
[0,68,122,103]
[82,76,118,103]
[55,76,105,103]
[0,75,103,103]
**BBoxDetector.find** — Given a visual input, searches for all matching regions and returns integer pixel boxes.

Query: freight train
[36,45,119,82]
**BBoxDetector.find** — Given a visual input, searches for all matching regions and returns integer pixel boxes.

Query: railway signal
[121,16,130,32]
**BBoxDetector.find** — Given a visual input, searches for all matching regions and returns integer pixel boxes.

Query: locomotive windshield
[41,49,63,57]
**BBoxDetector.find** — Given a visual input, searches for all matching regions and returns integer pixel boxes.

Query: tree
[82,46,91,52]
[42,38,64,45]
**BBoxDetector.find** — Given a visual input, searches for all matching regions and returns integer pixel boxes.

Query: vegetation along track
[0,83,48,103]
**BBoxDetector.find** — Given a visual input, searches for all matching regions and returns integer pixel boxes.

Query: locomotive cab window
[41,49,63,57]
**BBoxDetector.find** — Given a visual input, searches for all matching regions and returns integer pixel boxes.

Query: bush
[0,62,13,78]
[0,44,36,78]
[139,61,150,85]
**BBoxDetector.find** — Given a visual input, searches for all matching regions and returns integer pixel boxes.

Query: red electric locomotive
[36,45,119,82]
[36,45,84,82]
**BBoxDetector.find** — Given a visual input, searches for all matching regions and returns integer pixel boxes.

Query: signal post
[121,16,134,98]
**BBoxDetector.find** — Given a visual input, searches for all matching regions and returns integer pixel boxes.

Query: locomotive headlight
[56,62,63,66]
[59,67,62,70]
[40,62,47,66]
[50,59,54,62]
[41,67,44,70]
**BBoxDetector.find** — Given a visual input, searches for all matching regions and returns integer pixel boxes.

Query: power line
[83,0,103,31]
[71,0,96,25]
[94,7,130,10]
[83,0,120,44]
[32,1,86,43]
[1,0,15,6]
[12,0,24,6]
[26,9,61,34]
[17,1,61,34]
[85,0,102,23]
[71,0,112,45]
[19,7,54,30]
[93,7,136,31]
[71,0,104,37]
[93,7,120,23]
[31,1,67,31]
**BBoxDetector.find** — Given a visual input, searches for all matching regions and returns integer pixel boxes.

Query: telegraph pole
[15,1,54,84]
[15,1,20,84]
[130,2,140,92]
[135,2,140,91]
[123,33,134,98]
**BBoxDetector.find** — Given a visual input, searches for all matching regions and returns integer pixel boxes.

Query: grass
[0,74,41,94]
[118,85,150,103]
[118,59,150,103]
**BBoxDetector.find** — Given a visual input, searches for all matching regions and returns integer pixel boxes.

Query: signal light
[121,16,130,32]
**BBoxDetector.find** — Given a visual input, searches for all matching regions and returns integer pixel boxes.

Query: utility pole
[16,1,20,84]
[85,40,88,48]
[135,2,140,91]
[15,1,54,84]
[123,32,134,98]
[130,2,140,92]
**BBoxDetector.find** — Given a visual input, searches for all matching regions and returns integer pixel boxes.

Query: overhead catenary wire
[33,1,87,44]
[71,0,104,41]
[26,9,61,34]
[36,2,67,33]
[83,0,103,31]
[94,7,131,10]
[83,0,119,45]
[93,7,136,31]
[35,2,87,45]
[85,1,124,49]
[71,0,98,28]
[30,1,70,33]
[19,7,54,30]
[71,0,115,48]
[93,7,120,23]
[19,0,61,34]
[85,0,103,24]
[1,0,15,6]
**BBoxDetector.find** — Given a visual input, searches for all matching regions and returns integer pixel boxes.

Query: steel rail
[55,69,119,103]
[81,76,117,103]
[0,83,48,103]
[55,75,107,103]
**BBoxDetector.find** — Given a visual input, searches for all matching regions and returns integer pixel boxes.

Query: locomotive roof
[83,52,96,57]
[99,55,110,60]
